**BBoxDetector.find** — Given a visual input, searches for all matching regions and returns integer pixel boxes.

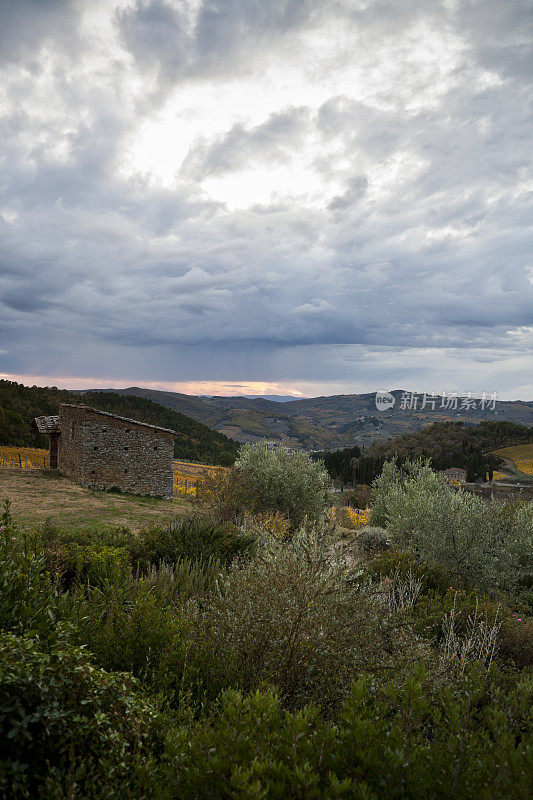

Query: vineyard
[173,459,228,496]
[0,446,49,469]
[491,443,533,476]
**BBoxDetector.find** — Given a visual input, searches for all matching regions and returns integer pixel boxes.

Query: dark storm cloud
[117,0,319,87]
[0,0,532,394]
[0,0,79,64]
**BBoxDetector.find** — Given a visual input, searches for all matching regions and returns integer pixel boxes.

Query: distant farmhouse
[441,467,467,484]
[35,403,175,499]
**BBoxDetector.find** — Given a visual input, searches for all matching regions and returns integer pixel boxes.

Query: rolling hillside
[356,420,533,482]
[491,443,533,480]
[97,387,533,450]
[0,381,238,465]
[95,387,339,450]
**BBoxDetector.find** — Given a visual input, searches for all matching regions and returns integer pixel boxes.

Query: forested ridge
[0,381,238,465]
[315,421,533,484]
[356,420,533,482]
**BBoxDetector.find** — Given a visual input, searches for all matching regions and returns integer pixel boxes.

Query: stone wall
[58,405,86,483]
[58,404,174,499]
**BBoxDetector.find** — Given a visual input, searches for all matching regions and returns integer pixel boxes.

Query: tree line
[0,380,238,466]
[314,421,533,484]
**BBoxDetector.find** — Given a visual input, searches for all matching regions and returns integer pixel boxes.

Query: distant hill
[241,395,305,402]
[94,387,533,450]
[94,387,336,450]
[201,395,305,402]
[0,381,238,465]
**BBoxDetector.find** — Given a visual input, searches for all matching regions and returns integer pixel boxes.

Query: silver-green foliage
[192,519,423,712]
[230,444,333,530]
[372,459,533,595]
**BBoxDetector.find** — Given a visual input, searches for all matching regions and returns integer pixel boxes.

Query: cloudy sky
[0,0,532,399]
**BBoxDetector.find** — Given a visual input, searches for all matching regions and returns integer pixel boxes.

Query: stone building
[35,403,175,499]
[441,467,467,483]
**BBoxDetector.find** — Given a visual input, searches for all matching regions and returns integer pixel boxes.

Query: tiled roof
[34,415,60,434]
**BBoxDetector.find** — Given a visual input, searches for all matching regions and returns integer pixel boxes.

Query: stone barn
[35,403,175,499]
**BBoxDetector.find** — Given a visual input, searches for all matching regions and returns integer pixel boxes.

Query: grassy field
[492,443,533,477]
[0,468,189,532]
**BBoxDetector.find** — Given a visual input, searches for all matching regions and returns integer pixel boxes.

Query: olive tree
[223,444,333,531]
[372,459,532,596]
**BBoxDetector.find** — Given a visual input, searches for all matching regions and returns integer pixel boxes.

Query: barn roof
[34,415,60,434]
[59,404,176,435]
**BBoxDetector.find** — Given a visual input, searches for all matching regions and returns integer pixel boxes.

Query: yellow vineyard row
[173,460,228,496]
[0,446,49,469]
[491,443,533,477]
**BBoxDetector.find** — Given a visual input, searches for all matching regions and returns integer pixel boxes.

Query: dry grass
[0,468,189,532]
[492,443,533,476]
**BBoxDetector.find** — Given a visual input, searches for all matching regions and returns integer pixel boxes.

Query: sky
[0,0,532,399]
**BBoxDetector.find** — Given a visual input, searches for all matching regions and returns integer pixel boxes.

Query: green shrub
[38,519,135,588]
[209,444,333,531]
[162,671,533,800]
[130,514,255,570]
[0,631,158,800]
[357,525,389,553]
[0,501,71,645]
[371,460,532,597]
[58,542,130,588]
[365,550,450,595]
[163,687,336,799]
[38,513,253,585]
[190,521,423,713]
[413,588,533,669]
[72,574,193,702]
[140,556,226,604]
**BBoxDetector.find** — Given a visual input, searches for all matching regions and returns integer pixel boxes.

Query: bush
[55,541,130,588]
[0,631,158,800]
[190,520,423,713]
[365,550,450,595]
[38,519,136,588]
[206,445,332,531]
[72,575,193,702]
[371,460,532,597]
[38,513,255,585]
[334,506,371,530]
[140,556,226,604]
[412,588,533,669]
[0,501,71,644]
[162,671,533,800]
[130,513,255,571]
[357,525,389,553]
